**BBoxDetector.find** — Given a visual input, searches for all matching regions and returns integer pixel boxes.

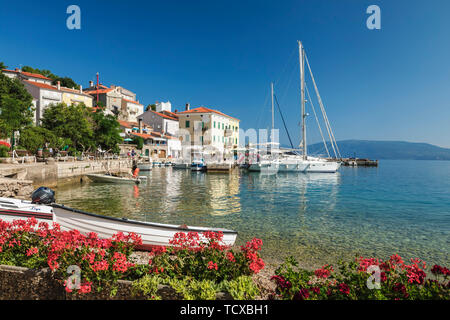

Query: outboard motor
[31,187,55,204]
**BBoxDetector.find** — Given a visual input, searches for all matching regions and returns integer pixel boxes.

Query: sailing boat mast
[271,82,274,143]
[298,40,307,160]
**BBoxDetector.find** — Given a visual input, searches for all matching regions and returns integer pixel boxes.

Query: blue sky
[1,0,449,147]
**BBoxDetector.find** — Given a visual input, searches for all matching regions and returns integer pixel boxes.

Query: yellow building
[59,83,94,107]
[177,106,240,152]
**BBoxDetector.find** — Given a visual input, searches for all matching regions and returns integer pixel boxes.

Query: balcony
[224,129,233,137]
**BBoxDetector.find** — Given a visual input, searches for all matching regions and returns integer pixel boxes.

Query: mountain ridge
[303,140,450,160]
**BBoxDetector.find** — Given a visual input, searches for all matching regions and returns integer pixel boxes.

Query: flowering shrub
[271,255,449,300]
[0,218,264,299]
[0,218,141,295]
[146,232,265,282]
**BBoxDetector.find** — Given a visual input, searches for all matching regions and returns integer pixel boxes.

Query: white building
[22,80,62,124]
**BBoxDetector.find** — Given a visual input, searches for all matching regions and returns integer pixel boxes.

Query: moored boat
[51,204,237,248]
[86,173,141,184]
[0,197,53,224]
[137,161,152,171]
[0,188,238,248]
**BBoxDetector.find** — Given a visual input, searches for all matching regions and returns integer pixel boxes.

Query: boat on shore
[0,194,238,248]
[86,173,142,184]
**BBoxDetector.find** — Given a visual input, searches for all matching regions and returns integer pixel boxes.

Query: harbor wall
[0,159,133,188]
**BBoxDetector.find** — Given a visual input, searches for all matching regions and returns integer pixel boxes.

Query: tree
[0,73,34,141]
[19,126,64,154]
[21,66,80,89]
[0,62,7,70]
[146,104,156,111]
[41,103,94,154]
[91,109,122,154]
[131,135,144,150]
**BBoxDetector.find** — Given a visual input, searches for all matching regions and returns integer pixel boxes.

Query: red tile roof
[84,88,113,94]
[130,132,152,139]
[118,120,139,128]
[123,98,142,105]
[23,80,59,91]
[162,110,179,119]
[23,80,92,98]
[2,69,52,80]
[177,107,239,121]
[147,109,178,121]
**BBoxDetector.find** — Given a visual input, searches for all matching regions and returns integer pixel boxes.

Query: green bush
[220,276,260,300]
[0,145,9,157]
[271,255,449,300]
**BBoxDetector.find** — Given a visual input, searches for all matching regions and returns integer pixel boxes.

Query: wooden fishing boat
[86,173,141,184]
[51,204,237,248]
[0,197,238,248]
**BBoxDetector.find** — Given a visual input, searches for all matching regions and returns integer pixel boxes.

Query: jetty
[206,162,236,173]
[340,158,378,167]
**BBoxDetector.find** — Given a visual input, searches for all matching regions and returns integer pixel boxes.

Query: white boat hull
[0,198,53,224]
[87,174,141,184]
[137,163,152,171]
[52,204,237,248]
[305,160,341,173]
[173,163,190,169]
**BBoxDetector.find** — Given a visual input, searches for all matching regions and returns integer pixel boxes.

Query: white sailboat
[250,41,341,173]
[296,40,340,173]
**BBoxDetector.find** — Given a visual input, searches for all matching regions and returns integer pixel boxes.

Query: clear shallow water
[55,160,450,269]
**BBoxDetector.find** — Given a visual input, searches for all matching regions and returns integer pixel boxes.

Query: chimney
[89,81,93,88]
[174,109,178,113]
[185,103,190,111]
[57,81,61,90]
[138,118,143,134]
[79,85,82,93]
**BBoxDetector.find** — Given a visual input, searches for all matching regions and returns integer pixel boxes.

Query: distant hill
[306,140,450,160]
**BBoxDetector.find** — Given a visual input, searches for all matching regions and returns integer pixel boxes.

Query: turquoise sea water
[55,160,450,269]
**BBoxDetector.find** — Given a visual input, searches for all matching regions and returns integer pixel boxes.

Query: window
[222,123,224,130]
[185,120,190,128]
[213,121,216,128]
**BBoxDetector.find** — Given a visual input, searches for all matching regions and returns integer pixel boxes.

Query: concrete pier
[0,159,133,187]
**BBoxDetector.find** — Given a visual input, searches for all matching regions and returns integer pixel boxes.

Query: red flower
[207,261,218,271]
[338,283,350,295]
[293,288,309,300]
[26,247,39,256]
[226,251,235,262]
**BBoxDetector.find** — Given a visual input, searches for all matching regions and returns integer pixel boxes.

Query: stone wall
[0,159,133,188]
[0,178,34,199]
[0,265,232,300]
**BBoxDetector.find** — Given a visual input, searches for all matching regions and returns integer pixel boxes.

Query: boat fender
[133,168,140,178]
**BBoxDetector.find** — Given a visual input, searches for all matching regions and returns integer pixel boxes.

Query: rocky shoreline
[0,177,35,199]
